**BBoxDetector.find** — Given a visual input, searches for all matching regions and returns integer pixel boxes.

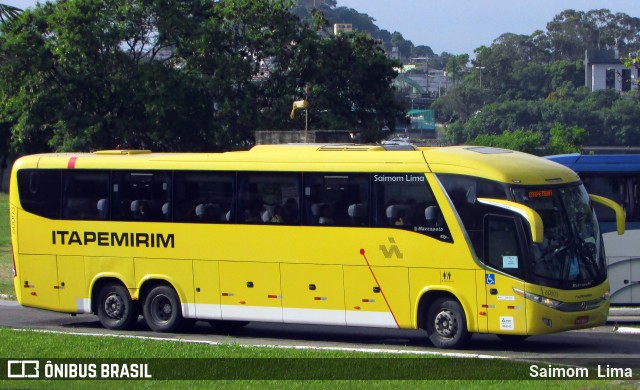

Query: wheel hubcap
[151,294,172,323]
[104,293,124,319]
[434,309,458,338]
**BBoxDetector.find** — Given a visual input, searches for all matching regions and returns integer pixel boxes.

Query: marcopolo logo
[379,237,403,259]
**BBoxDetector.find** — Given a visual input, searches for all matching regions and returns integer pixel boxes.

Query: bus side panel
[193,260,222,320]
[281,263,345,325]
[10,205,21,303]
[17,254,59,310]
[409,268,478,332]
[57,255,87,313]
[219,261,282,322]
[608,259,632,304]
[485,273,527,335]
[344,266,409,328]
[134,258,195,317]
[603,228,639,305]
[86,256,135,299]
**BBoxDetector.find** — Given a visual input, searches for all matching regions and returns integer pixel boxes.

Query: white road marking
[8,328,504,359]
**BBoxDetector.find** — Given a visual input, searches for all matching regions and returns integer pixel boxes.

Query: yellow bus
[10,144,625,348]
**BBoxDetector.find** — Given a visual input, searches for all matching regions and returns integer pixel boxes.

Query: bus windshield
[512,185,606,288]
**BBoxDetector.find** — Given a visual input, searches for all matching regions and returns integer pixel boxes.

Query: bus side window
[630,175,639,221]
[237,173,301,225]
[372,173,451,242]
[112,171,171,222]
[17,169,62,220]
[173,171,235,223]
[582,174,624,222]
[61,171,110,221]
[303,173,369,226]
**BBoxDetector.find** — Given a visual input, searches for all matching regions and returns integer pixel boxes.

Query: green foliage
[0,3,21,24]
[470,129,543,155]
[546,123,587,154]
[446,54,469,85]
[0,0,403,153]
[435,9,640,151]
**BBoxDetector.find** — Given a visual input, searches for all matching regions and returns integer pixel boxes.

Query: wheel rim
[150,294,173,324]
[434,309,458,339]
[104,293,125,320]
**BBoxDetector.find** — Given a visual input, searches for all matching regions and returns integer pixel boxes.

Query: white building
[333,23,353,35]
[585,49,638,92]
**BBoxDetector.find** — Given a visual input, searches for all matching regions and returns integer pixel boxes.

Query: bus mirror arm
[477,198,544,244]
[589,194,625,235]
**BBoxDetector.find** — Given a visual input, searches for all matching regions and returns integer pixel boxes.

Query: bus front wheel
[143,285,185,332]
[96,284,139,330]
[425,297,470,349]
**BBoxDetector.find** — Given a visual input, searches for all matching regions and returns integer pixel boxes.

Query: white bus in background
[547,154,639,305]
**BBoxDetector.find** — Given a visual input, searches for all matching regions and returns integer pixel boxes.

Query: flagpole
[304,84,309,143]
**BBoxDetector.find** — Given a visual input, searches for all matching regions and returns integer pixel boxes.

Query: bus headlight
[513,287,562,309]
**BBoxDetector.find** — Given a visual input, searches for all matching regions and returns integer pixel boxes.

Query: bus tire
[142,285,185,332]
[425,297,470,349]
[96,284,139,330]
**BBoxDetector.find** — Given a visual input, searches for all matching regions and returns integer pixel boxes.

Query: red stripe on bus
[68,157,78,168]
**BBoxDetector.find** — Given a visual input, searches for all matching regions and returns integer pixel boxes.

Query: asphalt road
[2,300,640,367]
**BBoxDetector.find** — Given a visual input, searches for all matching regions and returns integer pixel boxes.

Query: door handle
[490,288,498,295]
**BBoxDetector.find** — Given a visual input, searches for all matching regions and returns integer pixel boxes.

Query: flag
[290,99,309,119]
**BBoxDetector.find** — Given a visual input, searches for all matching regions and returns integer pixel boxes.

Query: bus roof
[546,153,640,173]
[14,144,580,186]
[422,146,579,185]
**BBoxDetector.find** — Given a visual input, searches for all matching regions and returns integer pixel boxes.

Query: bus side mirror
[589,194,625,235]
[477,198,544,244]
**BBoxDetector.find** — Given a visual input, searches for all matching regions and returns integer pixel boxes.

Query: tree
[471,129,543,155]
[0,0,403,153]
[0,4,20,24]
[0,2,22,176]
[390,31,413,60]
[445,54,469,85]
[300,32,404,141]
[434,9,640,149]
[546,9,640,61]
[546,123,586,154]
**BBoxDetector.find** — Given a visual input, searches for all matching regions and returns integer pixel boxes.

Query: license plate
[574,316,589,325]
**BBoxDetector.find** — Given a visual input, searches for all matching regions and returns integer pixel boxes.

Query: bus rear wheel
[96,284,138,330]
[142,285,185,332]
[425,297,470,349]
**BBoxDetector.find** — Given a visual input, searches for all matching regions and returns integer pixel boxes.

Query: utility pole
[475,66,485,88]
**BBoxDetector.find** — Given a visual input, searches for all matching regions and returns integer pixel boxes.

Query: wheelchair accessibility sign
[486,273,496,285]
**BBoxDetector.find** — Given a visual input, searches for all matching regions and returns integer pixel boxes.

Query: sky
[4,0,640,55]
[337,0,639,55]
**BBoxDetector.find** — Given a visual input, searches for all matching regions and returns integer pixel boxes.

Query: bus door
[483,215,528,335]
